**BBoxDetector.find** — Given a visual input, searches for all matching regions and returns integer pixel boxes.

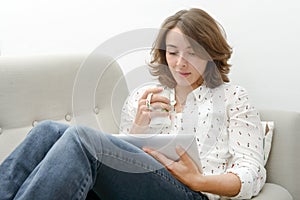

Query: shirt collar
[190,83,210,102]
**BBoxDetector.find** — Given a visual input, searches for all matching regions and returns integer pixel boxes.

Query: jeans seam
[73,171,92,200]
[77,136,102,188]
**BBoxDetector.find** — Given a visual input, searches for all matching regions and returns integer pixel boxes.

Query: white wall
[1,0,299,111]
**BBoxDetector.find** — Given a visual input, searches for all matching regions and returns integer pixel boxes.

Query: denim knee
[27,120,69,139]
[65,126,108,160]
[64,125,104,142]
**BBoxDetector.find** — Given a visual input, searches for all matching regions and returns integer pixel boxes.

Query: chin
[174,78,192,86]
[176,82,194,88]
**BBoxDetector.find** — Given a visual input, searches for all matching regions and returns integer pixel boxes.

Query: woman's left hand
[143,145,205,191]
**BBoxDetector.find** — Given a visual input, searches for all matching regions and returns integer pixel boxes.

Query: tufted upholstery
[0,54,128,163]
[0,54,297,199]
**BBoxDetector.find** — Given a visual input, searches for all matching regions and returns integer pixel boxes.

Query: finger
[138,99,146,108]
[143,147,174,167]
[141,87,164,99]
[149,110,169,118]
[138,100,153,111]
[139,99,171,113]
[133,110,151,127]
[150,102,171,112]
[175,145,194,165]
[151,95,170,104]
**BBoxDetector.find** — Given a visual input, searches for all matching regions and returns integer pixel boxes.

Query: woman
[0,8,266,200]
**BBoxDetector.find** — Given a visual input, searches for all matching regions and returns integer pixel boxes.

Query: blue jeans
[0,121,208,200]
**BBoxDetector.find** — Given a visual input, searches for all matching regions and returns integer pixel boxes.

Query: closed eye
[167,51,178,55]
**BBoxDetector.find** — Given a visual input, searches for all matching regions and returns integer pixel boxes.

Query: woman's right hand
[130,87,171,134]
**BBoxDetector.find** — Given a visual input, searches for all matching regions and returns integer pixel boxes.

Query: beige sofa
[0,54,298,199]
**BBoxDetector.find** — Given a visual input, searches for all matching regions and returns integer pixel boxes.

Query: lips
[177,71,191,77]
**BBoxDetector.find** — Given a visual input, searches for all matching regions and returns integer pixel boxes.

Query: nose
[176,54,188,68]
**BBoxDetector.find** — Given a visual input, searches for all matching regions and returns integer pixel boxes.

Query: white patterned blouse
[119,83,266,199]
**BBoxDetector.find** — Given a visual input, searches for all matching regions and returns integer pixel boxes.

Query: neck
[174,85,192,105]
[175,78,204,105]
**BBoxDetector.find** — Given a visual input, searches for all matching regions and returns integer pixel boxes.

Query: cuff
[226,167,253,199]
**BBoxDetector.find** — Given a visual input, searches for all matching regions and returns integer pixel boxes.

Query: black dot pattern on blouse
[119,83,266,199]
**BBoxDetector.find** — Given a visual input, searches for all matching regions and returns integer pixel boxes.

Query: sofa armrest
[259,110,300,199]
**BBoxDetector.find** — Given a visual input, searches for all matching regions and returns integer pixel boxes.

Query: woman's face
[165,27,207,90]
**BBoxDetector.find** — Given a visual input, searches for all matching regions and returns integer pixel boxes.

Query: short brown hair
[149,8,232,88]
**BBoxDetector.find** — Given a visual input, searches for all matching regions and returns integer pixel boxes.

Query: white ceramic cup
[150,88,174,127]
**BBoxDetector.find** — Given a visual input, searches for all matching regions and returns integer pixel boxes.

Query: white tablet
[113,133,202,172]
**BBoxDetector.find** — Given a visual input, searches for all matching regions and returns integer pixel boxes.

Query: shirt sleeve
[225,86,266,199]
[119,88,142,134]
[119,85,157,134]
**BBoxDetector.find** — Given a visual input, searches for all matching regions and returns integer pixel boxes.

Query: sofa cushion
[251,183,292,200]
